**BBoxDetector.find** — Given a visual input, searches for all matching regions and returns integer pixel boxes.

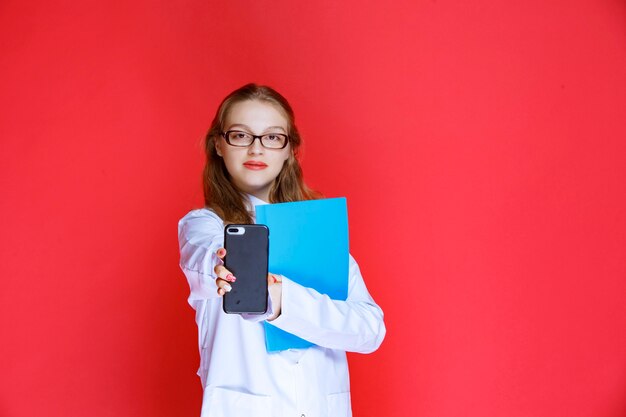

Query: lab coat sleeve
[269,256,386,354]
[178,209,224,303]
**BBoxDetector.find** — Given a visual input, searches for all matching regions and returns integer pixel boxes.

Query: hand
[214,249,283,319]
[214,248,236,296]
[267,273,282,321]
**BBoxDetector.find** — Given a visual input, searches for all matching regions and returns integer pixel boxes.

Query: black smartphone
[222,224,269,314]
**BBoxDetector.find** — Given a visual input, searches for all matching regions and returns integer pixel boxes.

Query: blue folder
[255,197,349,352]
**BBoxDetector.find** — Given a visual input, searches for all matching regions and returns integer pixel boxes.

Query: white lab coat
[178,195,386,417]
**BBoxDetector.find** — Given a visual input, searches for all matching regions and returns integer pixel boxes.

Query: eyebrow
[226,124,287,133]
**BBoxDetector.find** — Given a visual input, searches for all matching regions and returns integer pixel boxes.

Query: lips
[243,161,268,170]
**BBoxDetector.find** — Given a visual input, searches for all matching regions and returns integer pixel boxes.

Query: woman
[178,84,385,417]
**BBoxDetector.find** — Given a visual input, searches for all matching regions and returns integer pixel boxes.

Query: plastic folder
[255,197,349,352]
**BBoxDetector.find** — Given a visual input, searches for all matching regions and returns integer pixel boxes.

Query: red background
[1,1,625,416]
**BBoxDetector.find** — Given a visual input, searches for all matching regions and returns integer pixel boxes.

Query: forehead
[225,100,288,130]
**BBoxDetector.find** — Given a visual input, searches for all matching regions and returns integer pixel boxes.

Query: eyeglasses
[221,130,289,149]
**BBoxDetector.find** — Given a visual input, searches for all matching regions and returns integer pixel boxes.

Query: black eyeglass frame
[220,130,290,149]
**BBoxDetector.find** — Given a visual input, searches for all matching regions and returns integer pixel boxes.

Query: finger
[214,264,236,282]
[216,248,227,260]
[268,273,282,285]
[216,278,232,295]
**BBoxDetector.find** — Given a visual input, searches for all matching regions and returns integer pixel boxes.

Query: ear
[215,138,223,157]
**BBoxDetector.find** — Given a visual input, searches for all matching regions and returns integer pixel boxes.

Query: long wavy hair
[203,83,320,224]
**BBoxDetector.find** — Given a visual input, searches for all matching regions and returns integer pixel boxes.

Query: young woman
[178,84,385,417]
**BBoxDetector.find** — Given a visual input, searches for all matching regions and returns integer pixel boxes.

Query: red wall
[1,1,625,416]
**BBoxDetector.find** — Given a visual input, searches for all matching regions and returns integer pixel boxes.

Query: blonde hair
[203,83,320,223]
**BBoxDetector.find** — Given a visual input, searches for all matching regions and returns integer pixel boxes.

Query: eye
[227,131,252,142]
[265,135,280,141]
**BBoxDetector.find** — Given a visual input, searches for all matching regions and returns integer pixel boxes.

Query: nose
[247,137,264,155]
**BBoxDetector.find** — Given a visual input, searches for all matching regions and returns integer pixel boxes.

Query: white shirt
[178,196,386,417]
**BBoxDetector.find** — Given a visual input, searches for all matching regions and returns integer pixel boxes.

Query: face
[216,99,291,202]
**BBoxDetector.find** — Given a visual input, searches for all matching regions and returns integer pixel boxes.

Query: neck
[243,188,270,204]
